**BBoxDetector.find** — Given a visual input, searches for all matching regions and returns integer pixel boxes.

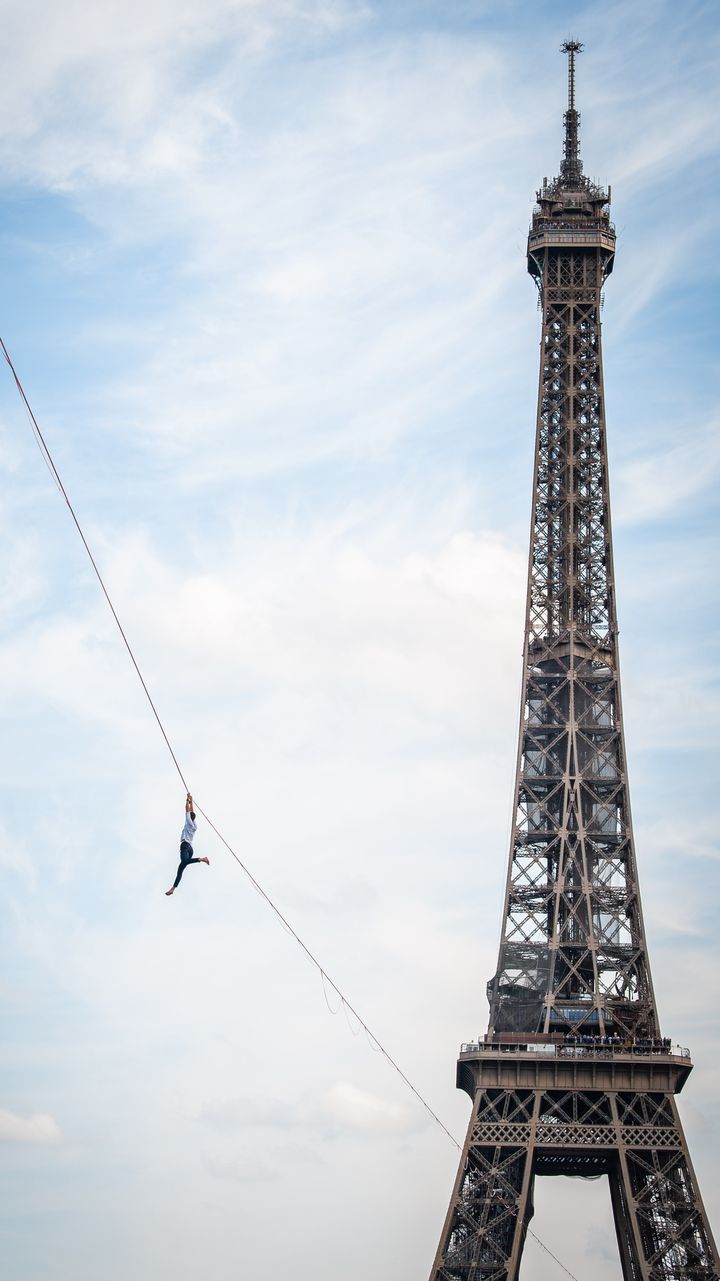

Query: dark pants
[172,840,201,889]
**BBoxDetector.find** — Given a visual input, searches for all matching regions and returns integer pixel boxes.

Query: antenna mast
[560,38,584,187]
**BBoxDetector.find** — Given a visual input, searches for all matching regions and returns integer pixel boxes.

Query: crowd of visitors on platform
[562,1032,673,1052]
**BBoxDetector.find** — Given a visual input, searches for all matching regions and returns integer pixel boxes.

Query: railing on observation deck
[527,226,616,251]
[459,1038,691,1061]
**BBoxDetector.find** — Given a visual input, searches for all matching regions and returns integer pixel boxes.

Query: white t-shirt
[181,812,197,846]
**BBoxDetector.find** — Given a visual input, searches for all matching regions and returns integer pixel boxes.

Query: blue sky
[0,2,718,1278]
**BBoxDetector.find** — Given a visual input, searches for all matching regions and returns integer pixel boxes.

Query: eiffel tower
[429,41,718,1281]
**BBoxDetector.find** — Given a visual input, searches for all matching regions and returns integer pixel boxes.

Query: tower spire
[560,38,584,187]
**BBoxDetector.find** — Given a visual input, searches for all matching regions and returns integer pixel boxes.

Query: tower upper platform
[527,41,615,274]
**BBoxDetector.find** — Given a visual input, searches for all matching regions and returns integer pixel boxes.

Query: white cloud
[0,1109,61,1144]
[0,514,525,756]
[323,1081,416,1133]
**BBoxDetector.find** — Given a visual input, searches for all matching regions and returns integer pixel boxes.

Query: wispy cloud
[613,414,720,527]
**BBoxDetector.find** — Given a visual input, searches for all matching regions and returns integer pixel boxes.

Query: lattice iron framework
[429,42,718,1281]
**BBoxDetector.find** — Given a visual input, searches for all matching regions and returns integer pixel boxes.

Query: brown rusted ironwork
[430,41,719,1281]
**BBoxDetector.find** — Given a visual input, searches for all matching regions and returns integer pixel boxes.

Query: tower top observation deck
[528,40,615,272]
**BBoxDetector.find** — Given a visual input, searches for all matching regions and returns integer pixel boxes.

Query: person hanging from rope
[165,793,210,896]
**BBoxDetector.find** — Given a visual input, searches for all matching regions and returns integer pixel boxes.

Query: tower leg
[609,1159,643,1280]
[429,1087,536,1281]
[609,1094,719,1280]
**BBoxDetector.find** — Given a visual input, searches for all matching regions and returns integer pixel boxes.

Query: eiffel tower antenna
[560,38,584,186]
[428,40,719,1281]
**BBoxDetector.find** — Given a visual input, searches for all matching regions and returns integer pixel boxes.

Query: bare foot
[202,857,210,865]
[165,888,174,896]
